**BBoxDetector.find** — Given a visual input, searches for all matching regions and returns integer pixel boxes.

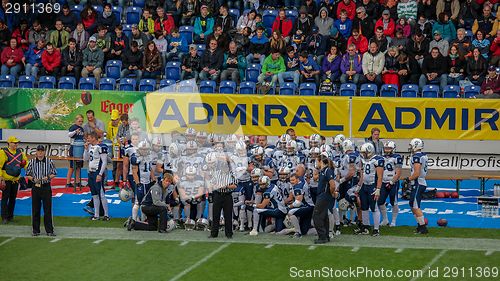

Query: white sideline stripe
[0,237,15,247]
[50,238,61,243]
[395,248,404,253]
[169,243,229,281]
[308,245,316,250]
[485,250,494,256]
[265,244,274,249]
[136,240,146,245]
[180,241,189,246]
[410,249,448,281]
[351,247,360,252]
[93,239,104,244]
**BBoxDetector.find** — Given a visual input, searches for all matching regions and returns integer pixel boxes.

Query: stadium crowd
[0,0,498,96]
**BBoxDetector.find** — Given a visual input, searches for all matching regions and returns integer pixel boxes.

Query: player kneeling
[249,176,287,236]
[285,173,315,238]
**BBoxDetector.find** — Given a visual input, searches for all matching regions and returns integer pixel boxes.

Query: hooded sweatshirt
[314,7,334,37]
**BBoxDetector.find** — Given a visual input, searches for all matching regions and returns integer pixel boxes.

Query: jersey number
[364,164,371,175]
[385,163,393,172]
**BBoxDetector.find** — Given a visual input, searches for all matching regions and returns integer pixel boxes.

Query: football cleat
[372,229,380,236]
[249,229,258,236]
[354,225,370,235]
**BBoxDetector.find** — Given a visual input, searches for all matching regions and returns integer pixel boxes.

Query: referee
[26,145,57,236]
[209,157,237,239]
[312,155,337,244]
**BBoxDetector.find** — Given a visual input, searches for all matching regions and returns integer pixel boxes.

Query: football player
[121,135,138,225]
[185,127,197,142]
[131,140,155,221]
[177,141,204,177]
[256,135,276,159]
[308,133,322,149]
[337,139,361,225]
[274,133,290,160]
[286,173,315,237]
[239,168,264,231]
[276,140,302,173]
[332,134,346,159]
[277,167,293,203]
[249,176,287,236]
[407,138,429,234]
[355,142,384,236]
[286,128,306,153]
[231,140,251,229]
[379,141,402,227]
[178,166,205,230]
[225,134,238,153]
[306,147,320,172]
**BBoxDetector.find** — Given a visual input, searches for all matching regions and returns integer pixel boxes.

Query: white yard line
[0,237,15,247]
[410,249,448,281]
[265,244,274,249]
[93,239,104,244]
[50,238,61,243]
[395,248,404,253]
[136,240,146,245]
[485,250,494,256]
[308,245,316,250]
[169,243,229,281]
[180,241,189,246]
[351,246,360,252]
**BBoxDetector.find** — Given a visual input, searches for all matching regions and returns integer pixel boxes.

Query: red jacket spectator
[272,15,293,38]
[1,45,24,66]
[336,0,356,20]
[348,34,369,54]
[490,36,500,58]
[154,16,176,35]
[375,18,396,37]
[41,48,62,72]
[11,25,29,51]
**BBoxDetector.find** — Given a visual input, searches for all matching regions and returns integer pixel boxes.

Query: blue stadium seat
[159,79,176,89]
[92,5,103,14]
[139,79,156,92]
[380,84,398,97]
[464,85,480,98]
[165,61,181,81]
[196,44,206,56]
[38,76,56,89]
[360,83,378,96]
[58,76,76,89]
[0,74,15,88]
[339,83,356,96]
[79,77,96,90]
[178,80,197,93]
[99,78,116,90]
[112,7,122,26]
[132,0,145,7]
[199,80,216,93]
[285,10,298,24]
[18,75,35,88]
[126,7,142,24]
[443,85,460,98]
[422,85,439,98]
[119,78,136,91]
[239,81,256,94]
[299,83,316,96]
[279,82,296,95]
[71,5,83,22]
[179,26,194,45]
[263,10,279,28]
[401,84,418,98]
[220,80,237,94]
[106,60,122,79]
[228,9,240,27]
[245,64,261,83]
[123,24,132,38]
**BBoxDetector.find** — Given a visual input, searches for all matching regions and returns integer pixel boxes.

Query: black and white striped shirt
[210,170,237,193]
[26,157,57,185]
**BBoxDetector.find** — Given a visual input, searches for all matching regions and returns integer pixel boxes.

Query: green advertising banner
[0,88,147,130]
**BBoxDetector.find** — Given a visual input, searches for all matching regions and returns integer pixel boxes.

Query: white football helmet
[205,152,217,165]
[278,167,291,181]
[119,186,134,202]
[278,134,291,149]
[235,140,247,156]
[360,142,375,159]
[251,168,263,182]
[252,146,264,160]
[137,140,151,156]
[286,140,297,155]
[284,216,294,229]
[186,141,198,155]
[338,198,350,211]
[384,140,396,154]
[309,147,320,159]
[168,143,179,157]
[258,175,271,190]
[333,134,346,148]
[184,218,196,230]
[409,138,424,153]
[309,134,321,148]
[185,166,197,178]
[196,131,207,143]
[166,219,175,232]
[185,128,197,141]
[342,139,355,152]
[196,218,209,231]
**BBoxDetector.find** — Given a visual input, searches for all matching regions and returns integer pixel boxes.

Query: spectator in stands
[340,44,363,85]
[382,46,400,86]
[407,30,429,66]
[0,38,24,78]
[432,13,456,42]
[353,7,375,41]
[97,3,116,34]
[451,28,472,57]
[0,20,9,50]
[321,45,341,82]
[337,0,356,20]
[299,51,321,85]
[92,26,111,59]
[247,26,269,65]
[23,39,45,78]
[315,7,334,37]
[215,5,234,34]
[206,25,229,52]
[390,29,408,52]
[254,14,268,37]
[472,4,496,39]
[71,22,90,51]
[181,44,201,80]
[233,27,251,54]
[318,0,335,17]
[397,0,418,24]
[457,0,478,30]
[466,47,488,86]
[155,7,175,36]
[167,28,188,61]
[278,46,300,86]
[429,30,449,57]
[471,30,491,60]
[304,0,318,19]
[80,5,98,34]
[419,47,448,91]
[50,20,70,51]
[286,0,302,10]
[61,38,83,82]
[348,28,368,54]
[57,5,77,32]
[362,42,385,86]
[375,10,395,38]
[121,41,143,84]
[181,0,197,26]
[28,20,48,46]
[81,36,104,85]
[237,9,257,33]
[270,31,287,55]
[200,39,224,81]
[396,51,420,85]
[436,0,460,24]
[415,14,433,40]
[40,43,62,78]
[305,26,327,65]
[446,45,465,86]
[130,24,149,51]
[491,30,500,67]
[370,27,389,54]
[153,31,168,67]
[396,18,411,38]
[143,41,162,79]
[139,8,155,39]
[109,25,128,61]
[12,20,29,52]
[334,9,352,42]
[480,65,500,96]
[221,41,247,83]
[418,0,436,21]
[258,48,285,86]
[194,5,214,44]
[272,9,293,42]
[293,6,313,38]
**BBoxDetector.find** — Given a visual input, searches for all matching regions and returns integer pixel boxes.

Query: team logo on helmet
[360,142,375,159]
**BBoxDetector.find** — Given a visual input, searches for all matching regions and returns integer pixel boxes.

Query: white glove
[339,178,345,184]
[354,185,361,193]
[372,189,380,197]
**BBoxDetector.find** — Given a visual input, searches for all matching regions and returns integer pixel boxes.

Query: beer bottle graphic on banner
[0,108,40,129]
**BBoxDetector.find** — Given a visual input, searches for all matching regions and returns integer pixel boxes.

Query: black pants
[312,193,333,240]
[134,205,167,231]
[211,192,233,238]
[1,180,19,220]
[32,183,54,234]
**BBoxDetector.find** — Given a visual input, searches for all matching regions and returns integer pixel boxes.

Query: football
[437,218,448,227]
[81,91,92,105]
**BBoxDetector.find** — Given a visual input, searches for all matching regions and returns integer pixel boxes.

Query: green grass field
[1,216,499,281]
